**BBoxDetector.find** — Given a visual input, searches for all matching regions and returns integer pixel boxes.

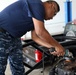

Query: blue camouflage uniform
[0,32,24,75]
[0,0,44,75]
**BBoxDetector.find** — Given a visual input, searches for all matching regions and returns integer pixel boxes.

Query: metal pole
[64,0,72,24]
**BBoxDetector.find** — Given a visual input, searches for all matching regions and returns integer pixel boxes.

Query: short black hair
[46,0,60,12]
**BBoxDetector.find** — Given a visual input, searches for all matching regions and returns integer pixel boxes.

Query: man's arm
[31,30,53,48]
[32,18,65,56]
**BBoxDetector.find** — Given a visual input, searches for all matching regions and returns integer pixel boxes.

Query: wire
[42,51,45,75]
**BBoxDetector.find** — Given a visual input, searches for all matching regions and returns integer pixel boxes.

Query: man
[0,0,65,75]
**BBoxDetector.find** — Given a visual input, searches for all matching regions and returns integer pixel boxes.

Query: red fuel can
[35,49,42,63]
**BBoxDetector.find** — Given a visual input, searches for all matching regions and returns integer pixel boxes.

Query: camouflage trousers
[0,32,25,75]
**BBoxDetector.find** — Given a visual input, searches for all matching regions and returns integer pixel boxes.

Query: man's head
[43,0,60,20]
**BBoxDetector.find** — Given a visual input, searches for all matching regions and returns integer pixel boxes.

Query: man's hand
[50,46,65,57]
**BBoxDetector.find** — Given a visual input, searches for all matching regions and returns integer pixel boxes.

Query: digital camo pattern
[0,32,25,75]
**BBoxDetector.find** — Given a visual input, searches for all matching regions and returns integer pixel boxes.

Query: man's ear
[49,2,53,8]
[51,2,54,8]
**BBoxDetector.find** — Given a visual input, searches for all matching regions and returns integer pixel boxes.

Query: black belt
[0,28,14,38]
[0,28,6,33]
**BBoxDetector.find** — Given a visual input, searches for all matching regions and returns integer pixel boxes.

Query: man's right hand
[50,46,65,57]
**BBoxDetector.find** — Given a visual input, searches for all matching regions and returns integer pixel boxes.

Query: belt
[0,28,6,33]
[0,28,14,38]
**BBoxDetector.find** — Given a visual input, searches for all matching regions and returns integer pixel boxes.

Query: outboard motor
[64,22,76,37]
[49,49,76,75]
[49,22,76,75]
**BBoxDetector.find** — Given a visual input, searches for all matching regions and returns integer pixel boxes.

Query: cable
[42,51,45,75]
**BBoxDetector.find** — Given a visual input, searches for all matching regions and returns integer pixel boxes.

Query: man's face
[45,2,58,20]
